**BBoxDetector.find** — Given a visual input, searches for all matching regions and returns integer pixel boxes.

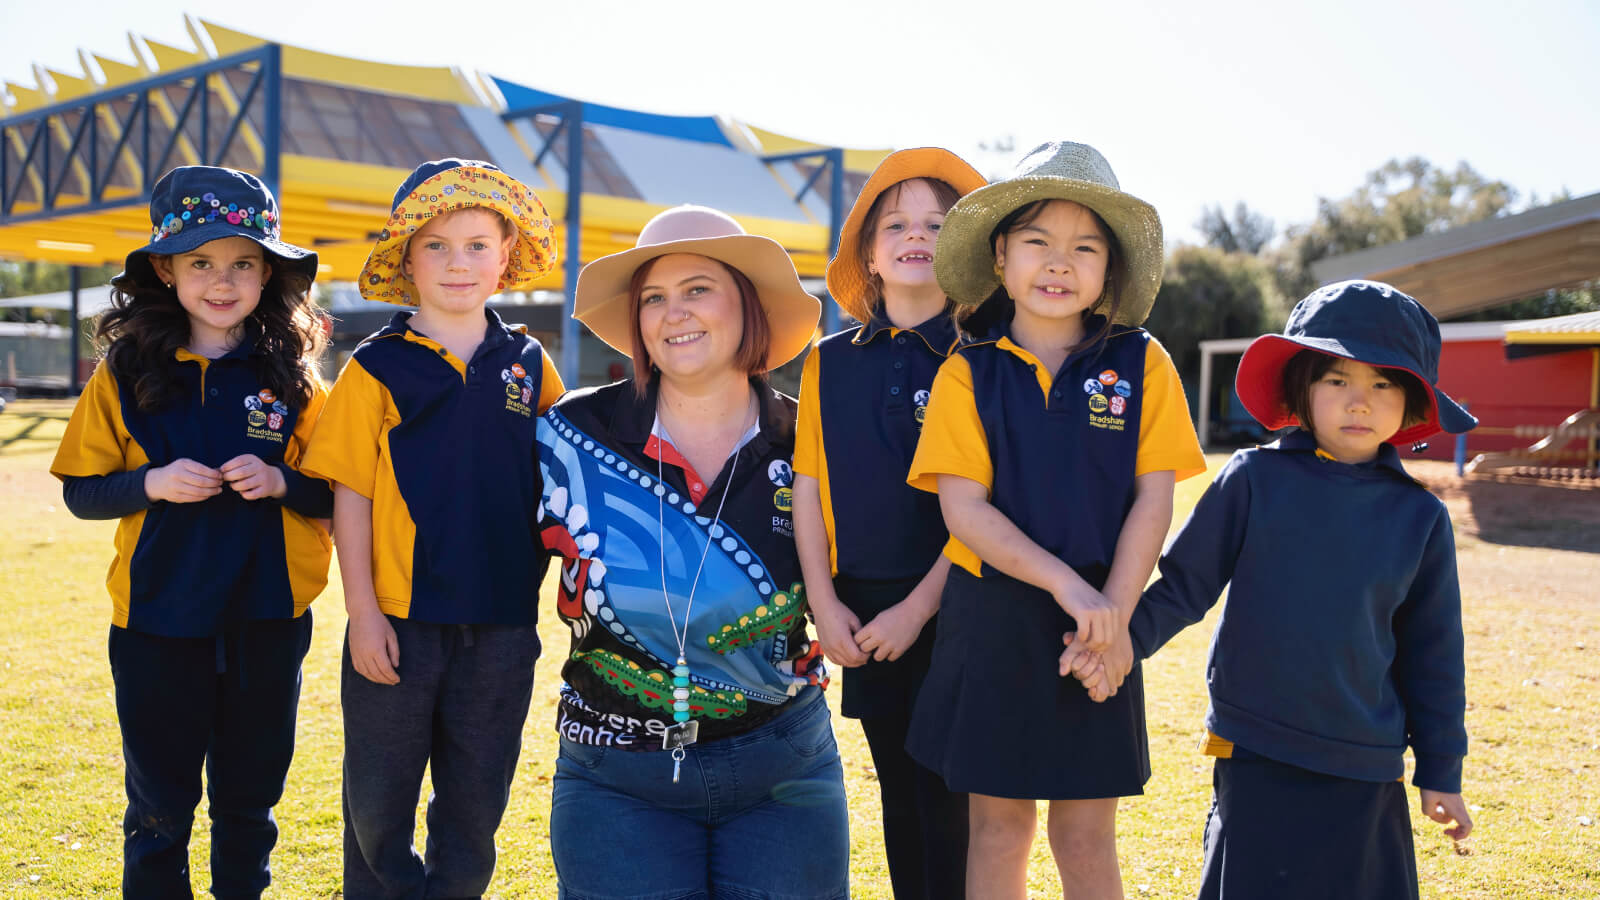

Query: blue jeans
[341,618,541,900]
[551,686,849,899]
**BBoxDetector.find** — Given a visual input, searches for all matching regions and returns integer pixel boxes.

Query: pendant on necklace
[672,656,691,722]
[661,655,700,766]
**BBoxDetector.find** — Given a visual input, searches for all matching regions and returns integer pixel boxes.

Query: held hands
[810,596,869,668]
[145,458,224,503]
[348,610,401,685]
[1050,578,1118,652]
[1060,628,1135,703]
[856,594,936,663]
[1420,789,1474,849]
[220,454,287,500]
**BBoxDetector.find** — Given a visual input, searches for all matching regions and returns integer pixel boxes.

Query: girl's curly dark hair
[96,251,329,412]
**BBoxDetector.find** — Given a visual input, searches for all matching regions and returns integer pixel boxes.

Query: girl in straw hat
[1066,280,1475,898]
[793,147,984,899]
[904,142,1206,898]
[535,205,848,898]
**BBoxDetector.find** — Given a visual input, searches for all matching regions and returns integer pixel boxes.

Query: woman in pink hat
[534,205,848,898]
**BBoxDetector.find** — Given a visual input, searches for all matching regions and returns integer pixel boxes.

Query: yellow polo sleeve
[52,361,148,477]
[300,358,391,498]
[538,350,565,413]
[1135,338,1208,482]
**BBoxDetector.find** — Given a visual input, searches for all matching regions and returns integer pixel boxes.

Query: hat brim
[1236,334,1477,445]
[824,148,986,325]
[574,233,820,370]
[933,176,1164,326]
[359,166,557,305]
[123,225,319,284]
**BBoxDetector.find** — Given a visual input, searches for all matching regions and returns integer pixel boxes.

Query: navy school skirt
[905,566,1149,799]
[835,574,939,720]
[1199,753,1418,900]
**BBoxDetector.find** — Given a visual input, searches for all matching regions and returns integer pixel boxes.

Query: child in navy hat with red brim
[1066,279,1477,898]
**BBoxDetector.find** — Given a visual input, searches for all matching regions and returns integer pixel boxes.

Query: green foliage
[1272,157,1519,298]
[1196,203,1274,255]
[1450,282,1600,322]
[0,261,120,300]
[1145,246,1288,397]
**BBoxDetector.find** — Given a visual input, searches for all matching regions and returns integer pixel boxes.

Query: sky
[1,0,1597,247]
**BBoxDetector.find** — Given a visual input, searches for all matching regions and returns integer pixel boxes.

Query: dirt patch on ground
[1409,459,1600,554]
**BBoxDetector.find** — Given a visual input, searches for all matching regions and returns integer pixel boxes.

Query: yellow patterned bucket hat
[359,158,557,304]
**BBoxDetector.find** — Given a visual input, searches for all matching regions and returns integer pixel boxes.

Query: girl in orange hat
[793,148,985,899]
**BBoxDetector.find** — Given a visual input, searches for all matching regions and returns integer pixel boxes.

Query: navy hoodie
[1129,430,1467,792]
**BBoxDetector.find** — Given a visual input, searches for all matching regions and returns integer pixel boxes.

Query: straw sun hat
[573,205,821,369]
[825,147,986,324]
[934,141,1164,325]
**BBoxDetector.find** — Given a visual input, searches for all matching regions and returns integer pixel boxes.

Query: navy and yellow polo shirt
[302,309,563,624]
[908,320,1205,582]
[50,344,333,636]
[794,311,960,580]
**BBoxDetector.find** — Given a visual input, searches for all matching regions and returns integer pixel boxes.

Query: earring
[868,264,878,276]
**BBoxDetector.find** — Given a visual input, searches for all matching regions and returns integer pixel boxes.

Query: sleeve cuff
[276,464,335,518]
[1411,752,1463,793]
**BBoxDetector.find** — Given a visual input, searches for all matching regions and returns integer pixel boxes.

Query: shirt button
[895,335,906,345]
[437,348,448,357]
[469,366,476,375]
[208,387,218,397]
[890,386,901,396]
[893,360,904,370]
[693,482,703,492]
[1052,390,1061,400]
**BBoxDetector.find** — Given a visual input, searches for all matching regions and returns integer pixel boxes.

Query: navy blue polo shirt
[52,340,335,636]
[910,318,1206,579]
[794,311,961,579]
[302,309,563,624]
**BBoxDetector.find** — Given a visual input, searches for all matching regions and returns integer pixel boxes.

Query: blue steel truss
[502,99,585,386]
[763,147,845,332]
[0,45,283,225]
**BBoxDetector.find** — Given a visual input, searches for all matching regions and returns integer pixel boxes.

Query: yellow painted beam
[1504,332,1600,345]
[741,124,890,174]
[201,20,480,105]
[143,38,206,72]
[93,54,147,88]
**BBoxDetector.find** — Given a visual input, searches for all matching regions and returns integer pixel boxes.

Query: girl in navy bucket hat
[1065,280,1477,898]
[51,165,333,898]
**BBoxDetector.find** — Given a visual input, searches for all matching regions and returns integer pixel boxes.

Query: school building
[0,15,892,391]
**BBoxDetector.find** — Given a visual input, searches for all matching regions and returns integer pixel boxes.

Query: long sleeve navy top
[1129,431,1468,792]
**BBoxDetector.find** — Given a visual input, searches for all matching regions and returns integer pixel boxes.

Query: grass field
[2,398,1596,898]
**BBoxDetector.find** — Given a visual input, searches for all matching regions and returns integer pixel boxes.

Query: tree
[1272,157,1517,298]
[1196,203,1274,255]
[1144,246,1288,406]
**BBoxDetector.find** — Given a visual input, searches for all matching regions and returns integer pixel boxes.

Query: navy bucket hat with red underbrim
[1235,279,1477,445]
[122,166,318,286]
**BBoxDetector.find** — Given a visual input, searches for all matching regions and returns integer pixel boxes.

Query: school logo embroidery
[1088,375,1130,433]
[502,367,533,418]
[773,487,793,513]
[243,390,286,444]
[768,460,793,487]
[1083,378,1104,395]
[913,388,931,426]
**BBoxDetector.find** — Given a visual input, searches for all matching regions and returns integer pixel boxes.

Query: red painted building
[1430,322,1598,462]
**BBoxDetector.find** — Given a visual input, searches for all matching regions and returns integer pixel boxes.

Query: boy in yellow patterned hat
[302,158,562,898]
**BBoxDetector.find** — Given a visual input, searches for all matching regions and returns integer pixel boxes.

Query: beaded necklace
[653,404,750,783]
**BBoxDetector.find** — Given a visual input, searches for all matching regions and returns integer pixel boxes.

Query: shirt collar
[850,308,961,356]
[173,324,261,364]
[611,375,794,454]
[1266,429,1415,480]
[369,307,525,351]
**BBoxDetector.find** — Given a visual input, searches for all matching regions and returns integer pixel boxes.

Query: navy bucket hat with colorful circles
[122,166,318,286]
[1235,279,1478,445]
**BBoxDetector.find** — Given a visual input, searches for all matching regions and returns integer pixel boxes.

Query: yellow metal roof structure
[1,16,890,287]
